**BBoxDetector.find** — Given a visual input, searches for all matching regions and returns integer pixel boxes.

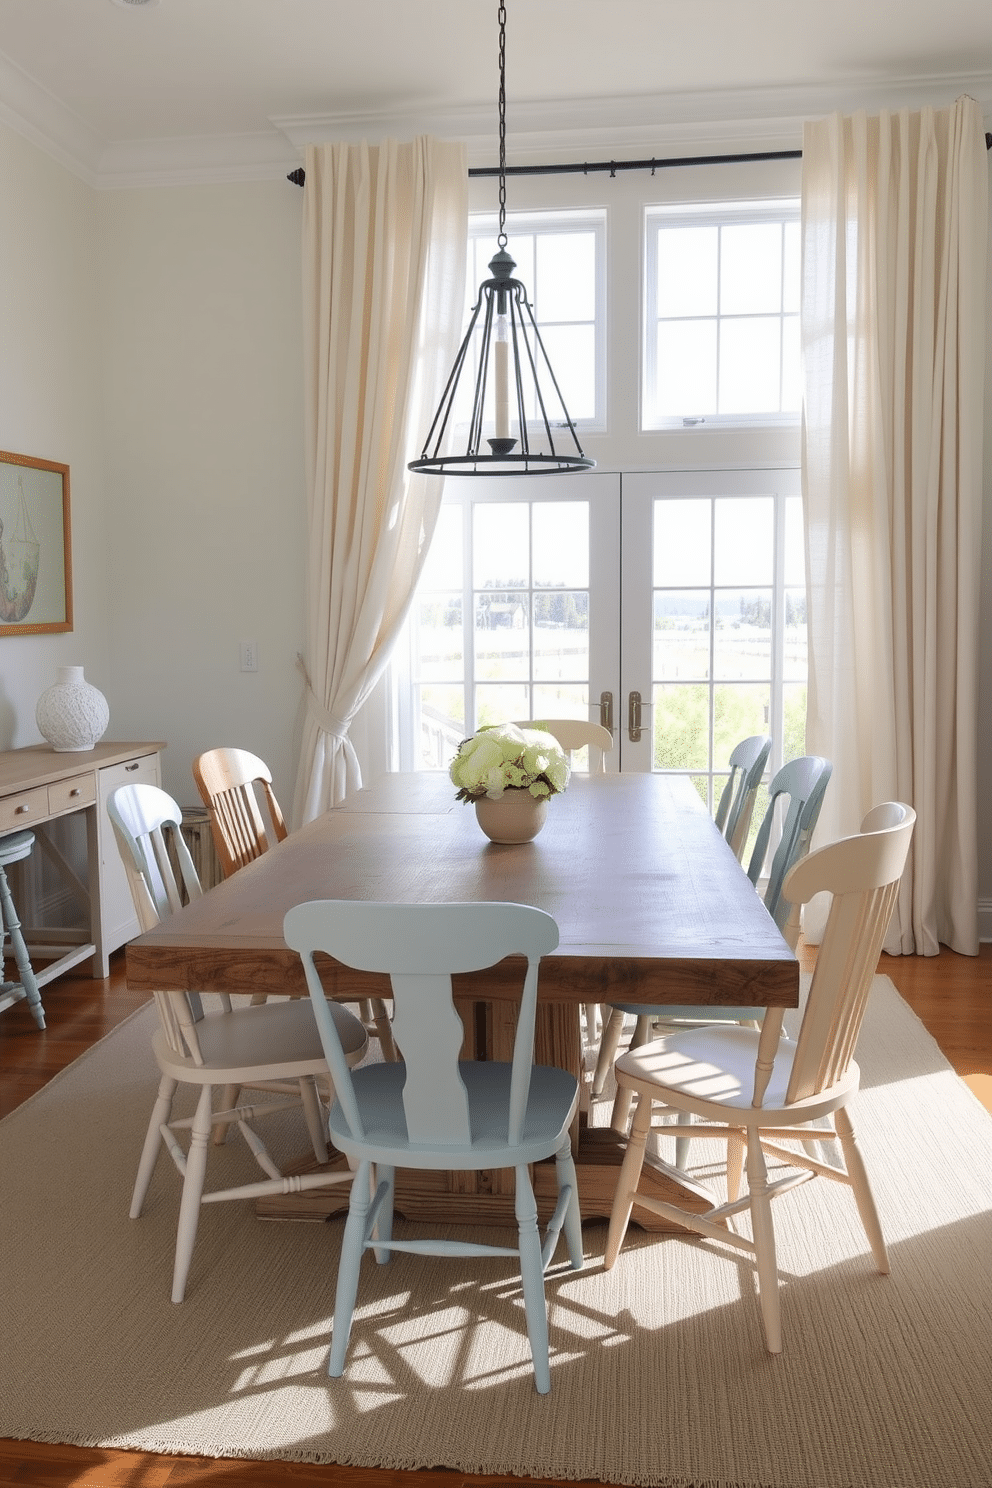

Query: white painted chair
[714,734,772,862]
[193,745,396,1059]
[604,801,916,1354]
[592,755,833,1142]
[108,782,369,1304]
[283,899,584,1395]
[0,829,45,1029]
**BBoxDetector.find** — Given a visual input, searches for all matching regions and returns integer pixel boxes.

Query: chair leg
[0,864,45,1029]
[369,998,397,1060]
[298,1076,328,1164]
[171,1084,213,1304]
[591,1007,625,1095]
[726,1129,746,1202]
[554,1141,585,1270]
[329,1160,373,1378]
[604,1088,651,1268]
[515,1164,552,1395]
[130,1074,177,1218]
[609,1016,654,1132]
[371,1162,394,1265]
[835,1104,889,1273]
[214,1084,240,1143]
[746,1129,782,1353]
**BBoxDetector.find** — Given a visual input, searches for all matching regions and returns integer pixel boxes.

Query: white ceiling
[0,0,990,187]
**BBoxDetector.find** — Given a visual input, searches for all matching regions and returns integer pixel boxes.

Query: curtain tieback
[306,691,350,743]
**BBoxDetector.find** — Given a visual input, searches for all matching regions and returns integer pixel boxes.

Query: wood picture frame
[0,450,72,636]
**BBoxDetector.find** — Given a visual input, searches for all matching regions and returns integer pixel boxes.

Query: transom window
[462,209,606,431]
[643,199,800,430]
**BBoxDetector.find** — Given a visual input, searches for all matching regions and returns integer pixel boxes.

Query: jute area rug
[1,976,990,1488]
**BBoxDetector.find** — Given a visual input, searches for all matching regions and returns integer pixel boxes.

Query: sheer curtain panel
[293,138,467,824]
[801,97,988,954]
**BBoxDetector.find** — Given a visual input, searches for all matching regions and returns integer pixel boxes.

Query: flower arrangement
[449,722,571,803]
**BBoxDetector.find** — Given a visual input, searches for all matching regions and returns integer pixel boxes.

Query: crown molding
[0,53,989,189]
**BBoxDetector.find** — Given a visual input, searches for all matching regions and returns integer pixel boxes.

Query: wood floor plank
[1,942,988,1487]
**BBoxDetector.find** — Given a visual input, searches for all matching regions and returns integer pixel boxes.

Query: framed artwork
[0,450,72,636]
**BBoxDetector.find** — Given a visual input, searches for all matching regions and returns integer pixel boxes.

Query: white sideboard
[0,741,165,980]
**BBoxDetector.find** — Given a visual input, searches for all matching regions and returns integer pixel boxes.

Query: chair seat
[615,1023,860,1122]
[328,1059,579,1169]
[0,829,35,866]
[152,997,366,1083]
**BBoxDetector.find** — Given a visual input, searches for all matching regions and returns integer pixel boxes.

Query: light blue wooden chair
[0,829,45,1029]
[593,756,833,1158]
[283,898,584,1395]
[714,734,772,862]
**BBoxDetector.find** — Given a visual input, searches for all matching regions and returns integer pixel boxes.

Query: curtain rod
[286,134,992,187]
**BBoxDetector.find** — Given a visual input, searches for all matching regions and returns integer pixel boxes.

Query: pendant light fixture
[409,1,595,476]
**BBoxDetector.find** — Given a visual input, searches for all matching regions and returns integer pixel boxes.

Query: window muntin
[644,200,800,430]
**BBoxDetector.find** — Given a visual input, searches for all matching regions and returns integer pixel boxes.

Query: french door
[403,466,805,810]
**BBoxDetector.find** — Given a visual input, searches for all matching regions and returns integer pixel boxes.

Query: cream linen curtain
[801,97,988,954]
[293,138,467,824]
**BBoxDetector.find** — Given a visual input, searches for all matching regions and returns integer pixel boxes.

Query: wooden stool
[0,829,45,1029]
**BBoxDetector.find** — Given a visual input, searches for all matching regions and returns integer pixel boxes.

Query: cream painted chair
[284,898,584,1395]
[108,782,368,1304]
[193,745,395,1059]
[604,802,916,1353]
[512,718,613,774]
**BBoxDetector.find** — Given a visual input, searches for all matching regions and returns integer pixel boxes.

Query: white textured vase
[36,666,110,752]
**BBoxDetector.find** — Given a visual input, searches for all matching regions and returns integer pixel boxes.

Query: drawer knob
[70,787,81,797]
[126,763,139,772]
[15,804,30,814]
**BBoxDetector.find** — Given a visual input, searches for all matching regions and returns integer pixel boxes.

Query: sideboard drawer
[48,773,97,815]
[99,754,160,795]
[0,787,49,832]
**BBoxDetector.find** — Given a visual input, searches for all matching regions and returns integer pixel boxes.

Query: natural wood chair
[284,898,584,1394]
[193,745,396,1059]
[191,746,287,877]
[108,782,368,1303]
[714,734,772,862]
[604,801,916,1353]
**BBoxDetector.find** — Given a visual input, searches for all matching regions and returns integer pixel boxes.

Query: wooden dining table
[125,770,799,1230]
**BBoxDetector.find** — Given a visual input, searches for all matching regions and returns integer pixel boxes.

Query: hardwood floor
[1,942,989,1488]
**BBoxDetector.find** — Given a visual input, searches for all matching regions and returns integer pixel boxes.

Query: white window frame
[642,197,801,433]
[467,207,608,434]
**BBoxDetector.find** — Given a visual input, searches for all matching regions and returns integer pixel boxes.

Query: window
[407,486,603,772]
[643,199,800,430]
[461,209,606,431]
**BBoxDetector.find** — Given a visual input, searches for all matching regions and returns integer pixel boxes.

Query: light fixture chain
[497,0,507,247]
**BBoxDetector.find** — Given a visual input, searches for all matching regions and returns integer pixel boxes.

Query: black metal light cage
[408,0,595,477]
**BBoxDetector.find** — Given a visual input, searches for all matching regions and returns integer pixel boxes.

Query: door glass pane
[654,591,710,680]
[713,497,773,585]
[714,589,771,678]
[654,684,709,770]
[713,683,771,765]
[475,588,529,681]
[654,499,711,587]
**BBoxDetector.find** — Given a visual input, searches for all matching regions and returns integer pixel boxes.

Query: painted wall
[97,179,307,810]
[0,125,112,744]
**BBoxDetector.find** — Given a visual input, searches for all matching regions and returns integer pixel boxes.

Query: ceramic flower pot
[36,665,110,752]
[474,789,549,844]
